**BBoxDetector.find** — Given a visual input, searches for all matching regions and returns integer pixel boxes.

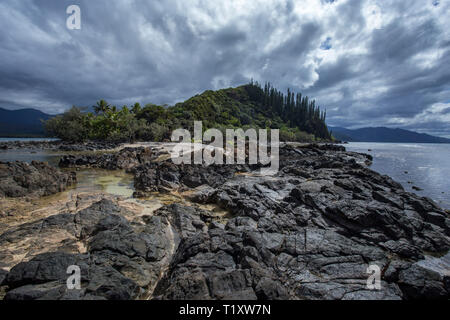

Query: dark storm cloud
[0,0,449,137]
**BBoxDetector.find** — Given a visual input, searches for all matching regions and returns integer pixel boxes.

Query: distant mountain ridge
[0,107,52,137]
[330,126,450,143]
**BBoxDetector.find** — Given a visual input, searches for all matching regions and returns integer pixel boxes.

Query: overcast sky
[0,0,449,137]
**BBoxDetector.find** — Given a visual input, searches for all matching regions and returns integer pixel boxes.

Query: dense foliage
[44,102,151,142]
[45,83,332,142]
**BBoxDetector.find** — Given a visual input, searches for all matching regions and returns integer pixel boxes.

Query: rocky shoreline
[0,140,120,152]
[59,147,155,172]
[0,143,449,300]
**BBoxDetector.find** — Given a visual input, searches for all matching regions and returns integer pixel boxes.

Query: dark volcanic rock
[0,161,76,198]
[5,252,89,290]
[59,147,153,172]
[147,144,450,300]
[2,144,450,300]
[4,252,138,300]
[133,161,252,195]
[0,269,7,286]
[1,199,174,300]
[0,140,119,152]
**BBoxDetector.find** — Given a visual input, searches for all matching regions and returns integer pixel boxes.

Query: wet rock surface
[0,161,76,198]
[1,143,449,300]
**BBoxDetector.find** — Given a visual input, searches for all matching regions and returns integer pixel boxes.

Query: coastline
[0,142,449,300]
[344,142,450,209]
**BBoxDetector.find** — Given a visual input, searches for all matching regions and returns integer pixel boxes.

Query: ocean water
[344,142,450,209]
[0,137,59,142]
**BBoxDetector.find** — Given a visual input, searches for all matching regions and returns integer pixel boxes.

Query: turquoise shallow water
[344,142,450,209]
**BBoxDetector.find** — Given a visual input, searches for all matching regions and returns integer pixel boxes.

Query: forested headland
[44,82,333,143]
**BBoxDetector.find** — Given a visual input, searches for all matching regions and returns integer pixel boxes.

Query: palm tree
[94,99,110,114]
[131,103,141,114]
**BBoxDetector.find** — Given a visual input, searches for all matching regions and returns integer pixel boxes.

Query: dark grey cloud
[0,0,449,137]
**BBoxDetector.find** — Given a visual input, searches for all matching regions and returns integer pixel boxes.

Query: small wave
[396,144,425,149]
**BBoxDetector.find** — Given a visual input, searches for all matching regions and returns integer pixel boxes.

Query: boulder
[0,161,76,198]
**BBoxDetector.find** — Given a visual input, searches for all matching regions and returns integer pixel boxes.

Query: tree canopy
[44,82,332,142]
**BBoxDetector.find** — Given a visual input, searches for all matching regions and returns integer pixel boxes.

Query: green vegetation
[44,103,150,142]
[44,82,332,142]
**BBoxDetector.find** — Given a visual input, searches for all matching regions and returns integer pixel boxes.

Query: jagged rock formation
[0,161,76,198]
[0,200,213,300]
[133,162,252,195]
[59,147,154,172]
[0,144,449,300]
[135,143,450,299]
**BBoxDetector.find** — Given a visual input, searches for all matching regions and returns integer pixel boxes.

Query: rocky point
[0,143,449,300]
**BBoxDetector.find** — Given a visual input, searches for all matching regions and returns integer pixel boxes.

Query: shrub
[44,106,90,142]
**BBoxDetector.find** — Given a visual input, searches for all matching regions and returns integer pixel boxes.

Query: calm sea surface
[0,138,59,142]
[344,142,450,209]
